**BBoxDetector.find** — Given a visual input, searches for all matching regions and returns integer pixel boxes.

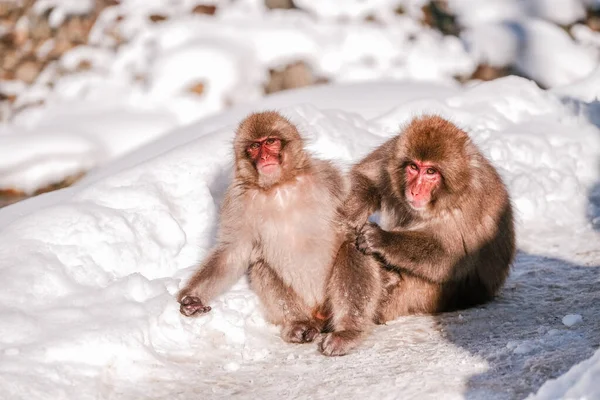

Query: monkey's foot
[179,296,211,317]
[281,322,320,344]
[373,312,387,325]
[318,330,363,357]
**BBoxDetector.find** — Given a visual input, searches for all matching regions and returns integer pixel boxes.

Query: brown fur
[178,111,379,346]
[346,115,515,322]
[319,238,382,356]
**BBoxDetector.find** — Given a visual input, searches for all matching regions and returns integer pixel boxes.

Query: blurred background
[0,0,599,206]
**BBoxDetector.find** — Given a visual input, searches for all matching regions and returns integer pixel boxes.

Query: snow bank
[0,79,599,398]
[0,106,178,193]
[529,347,600,400]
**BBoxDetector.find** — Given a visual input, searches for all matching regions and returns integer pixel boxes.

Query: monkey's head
[390,115,473,213]
[234,111,309,189]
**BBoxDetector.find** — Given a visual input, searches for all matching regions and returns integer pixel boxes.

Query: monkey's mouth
[407,199,428,210]
[258,162,280,174]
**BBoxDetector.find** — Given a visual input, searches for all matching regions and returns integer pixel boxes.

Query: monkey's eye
[265,138,277,145]
[249,142,260,150]
[409,163,418,171]
[426,168,436,175]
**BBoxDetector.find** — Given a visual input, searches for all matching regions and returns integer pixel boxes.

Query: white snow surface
[0,79,599,399]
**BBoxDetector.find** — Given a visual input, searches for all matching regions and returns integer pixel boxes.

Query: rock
[14,59,41,84]
[187,82,205,95]
[265,0,295,10]
[33,171,86,195]
[470,64,510,81]
[149,14,168,23]
[586,8,600,31]
[2,49,19,71]
[421,1,460,36]
[192,4,217,15]
[265,61,315,94]
[76,60,92,71]
[0,188,27,208]
[0,171,86,208]
[0,92,17,103]
[29,17,52,41]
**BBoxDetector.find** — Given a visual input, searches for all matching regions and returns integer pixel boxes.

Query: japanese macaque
[352,116,515,322]
[346,115,515,323]
[178,111,381,346]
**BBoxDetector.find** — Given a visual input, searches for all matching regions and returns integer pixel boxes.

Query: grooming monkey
[319,115,516,355]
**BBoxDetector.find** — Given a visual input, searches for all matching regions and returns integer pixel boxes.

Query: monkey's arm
[357,223,461,284]
[343,171,382,229]
[178,241,252,316]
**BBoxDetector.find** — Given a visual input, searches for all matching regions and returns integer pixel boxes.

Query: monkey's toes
[282,322,319,344]
[318,331,362,357]
[179,296,211,317]
[355,235,373,254]
[302,326,320,342]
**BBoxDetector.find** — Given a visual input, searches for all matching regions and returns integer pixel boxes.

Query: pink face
[405,160,441,210]
[247,137,282,174]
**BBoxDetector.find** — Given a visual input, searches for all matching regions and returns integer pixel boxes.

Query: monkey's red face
[247,137,282,175]
[405,160,441,210]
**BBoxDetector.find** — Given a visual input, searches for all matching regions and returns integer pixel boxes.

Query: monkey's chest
[251,195,336,307]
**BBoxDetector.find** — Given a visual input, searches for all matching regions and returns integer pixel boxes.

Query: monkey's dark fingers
[281,322,320,344]
[355,233,373,254]
[179,296,211,317]
[318,330,362,357]
[357,223,384,254]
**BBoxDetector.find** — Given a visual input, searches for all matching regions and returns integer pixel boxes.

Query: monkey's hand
[356,222,386,256]
[179,295,212,317]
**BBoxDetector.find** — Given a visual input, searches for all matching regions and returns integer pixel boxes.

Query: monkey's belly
[258,221,336,308]
[247,179,339,308]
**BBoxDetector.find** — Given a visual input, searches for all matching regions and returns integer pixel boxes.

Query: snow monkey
[320,115,516,356]
[178,111,382,345]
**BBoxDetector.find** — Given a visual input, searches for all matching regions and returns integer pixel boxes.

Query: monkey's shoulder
[310,158,343,181]
[351,139,395,182]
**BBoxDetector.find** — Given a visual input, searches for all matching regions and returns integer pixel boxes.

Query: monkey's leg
[248,260,321,344]
[377,272,441,321]
[319,241,382,356]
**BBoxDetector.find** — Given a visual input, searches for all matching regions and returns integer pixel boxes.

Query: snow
[514,19,599,88]
[562,314,584,327]
[530,348,600,400]
[525,0,587,26]
[450,0,587,27]
[33,0,96,27]
[456,0,599,87]
[1,0,600,397]
[0,107,178,193]
[0,78,600,399]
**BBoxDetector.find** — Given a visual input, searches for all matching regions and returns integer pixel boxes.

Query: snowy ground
[0,78,599,399]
